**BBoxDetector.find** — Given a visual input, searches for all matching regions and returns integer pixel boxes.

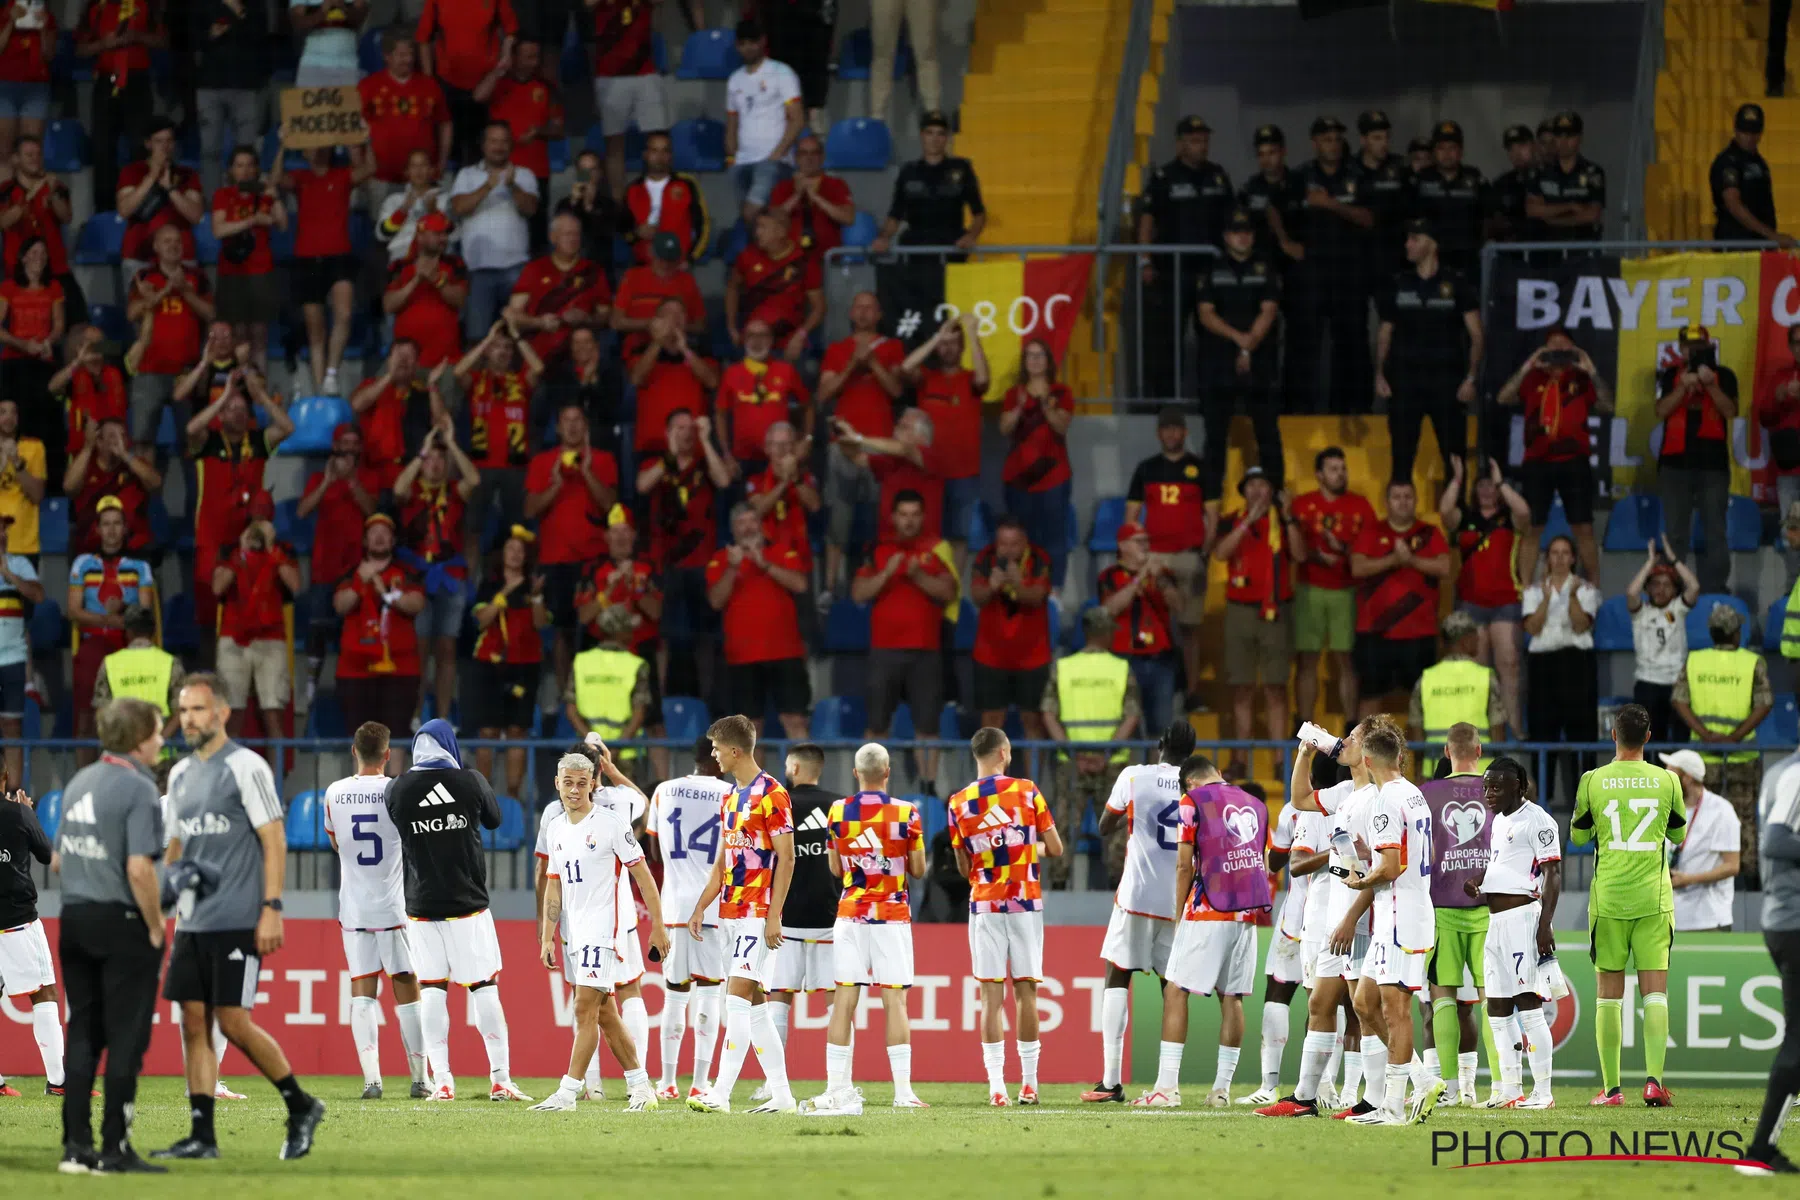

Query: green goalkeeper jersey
[1571,758,1689,919]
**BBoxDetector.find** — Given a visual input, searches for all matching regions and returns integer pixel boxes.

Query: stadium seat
[662,696,711,742]
[44,119,89,172]
[823,118,892,171]
[653,31,667,72]
[1769,596,1790,654]
[548,137,570,175]
[89,302,131,345]
[809,694,868,740]
[670,117,726,172]
[1687,592,1752,650]
[73,213,125,266]
[162,592,200,654]
[155,405,179,454]
[840,209,879,250]
[35,790,62,844]
[193,214,220,266]
[954,598,978,653]
[1602,494,1665,552]
[1591,593,1634,652]
[715,218,749,267]
[279,393,355,454]
[285,790,329,849]
[966,502,992,550]
[623,126,647,174]
[358,27,384,74]
[835,28,911,80]
[482,796,528,851]
[1538,498,1570,547]
[824,598,871,652]
[1088,496,1128,554]
[38,496,68,555]
[305,691,347,739]
[1068,599,1099,653]
[274,498,316,555]
[938,702,963,740]
[910,793,945,841]
[1047,594,1064,651]
[28,596,62,649]
[1762,694,1800,747]
[583,120,607,153]
[349,210,374,257]
[889,702,914,740]
[1729,494,1764,551]
[674,29,741,79]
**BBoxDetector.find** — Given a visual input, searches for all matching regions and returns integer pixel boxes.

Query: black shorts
[1353,633,1437,700]
[1520,457,1596,526]
[338,673,420,737]
[163,929,262,1009]
[972,662,1049,713]
[56,271,89,327]
[293,254,358,307]
[726,656,811,717]
[540,562,586,625]
[471,659,541,731]
[867,648,942,735]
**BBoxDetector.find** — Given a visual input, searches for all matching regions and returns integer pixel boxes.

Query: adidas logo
[976,806,1012,831]
[846,828,883,854]
[798,807,830,832]
[65,793,96,825]
[420,783,457,808]
[227,949,244,961]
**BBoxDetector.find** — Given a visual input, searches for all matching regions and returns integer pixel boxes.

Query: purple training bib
[1189,783,1272,913]
[1421,775,1491,909]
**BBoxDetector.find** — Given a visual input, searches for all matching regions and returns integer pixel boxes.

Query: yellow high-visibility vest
[571,647,644,761]
[1686,646,1759,765]
[1058,650,1130,765]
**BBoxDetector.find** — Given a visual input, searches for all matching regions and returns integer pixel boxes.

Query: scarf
[410,718,462,770]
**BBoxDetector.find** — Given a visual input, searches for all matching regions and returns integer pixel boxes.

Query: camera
[1685,342,1718,371]
[1538,348,1579,368]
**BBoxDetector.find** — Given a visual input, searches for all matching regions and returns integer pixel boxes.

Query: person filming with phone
[1495,326,1611,582]
[1653,324,1738,593]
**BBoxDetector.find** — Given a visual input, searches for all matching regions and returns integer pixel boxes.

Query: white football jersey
[1271,802,1309,940]
[1314,780,1375,935]
[1105,763,1185,920]
[648,773,732,927]
[1366,778,1436,950]
[1293,808,1333,936]
[545,804,644,949]
[594,784,647,930]
[322,773,406,930]
[1480,802,1562,898]
[537,801,571,941]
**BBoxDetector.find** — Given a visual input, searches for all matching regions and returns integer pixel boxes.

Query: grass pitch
[0,1077,1783,1197]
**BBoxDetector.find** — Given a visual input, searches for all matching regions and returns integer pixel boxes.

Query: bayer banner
[1130,929,1782,1087]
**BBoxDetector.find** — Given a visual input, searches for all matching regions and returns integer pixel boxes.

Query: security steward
[1526,110,1605,246]
[52,697,168,1175]
[564,605,653,775]
[1240,123,1304,267]
[1041,604,1140,889]
[1411,120,1490,276]
[1672,602,1773,874]
[91,604,182,743]
[1196,208,1283,499]
[1489,125,1539,242]
[1136,114,1236,401]
[1284,115,1374,416]
[1409,610,1505,776]
[1712,102,1794,247]
[869,109,987,346]
[1354,110,1410,277]
[1376,218,1483,486]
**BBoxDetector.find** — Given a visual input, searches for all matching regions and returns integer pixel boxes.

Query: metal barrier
[1094,0,1157,242]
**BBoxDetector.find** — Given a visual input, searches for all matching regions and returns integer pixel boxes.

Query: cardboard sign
[277,86,369,150]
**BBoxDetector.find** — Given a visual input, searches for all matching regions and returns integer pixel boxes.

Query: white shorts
[721,915,776,989]
[594,74,670,134]
[1099,908,1176,976]
[407,909,502,987]
[565,913,625,993]
[1312,930,1371,983]
[832,920,914,989]
[342,927,414,980]
[0,919,55,996]
[1367,938,1429,992]
[666,923,726,986]
[616,924,645,987]
[1265,931,1305,985]
[969,911,1045,983]
[1482,902,1544,1000]
[770,927,836,993]
[215,637,291,708]
[1165,919,1258,997]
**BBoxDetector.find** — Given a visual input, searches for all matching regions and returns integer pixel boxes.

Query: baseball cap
[1116,521,1148,542]
[651,231,682,262]
[1407,135,1432,156]
[1253,123,1285,147]
[1551,110,1584,136]
[919,109,951,132]
[1176,115,1211,135]
[1432,119,1464,145]
[364,512,395,531]
[1440,610,1477,642]
[1356,110,1390,135]
[1224,208,1254,234]
[417,211,452,235]
[1681,322,1713,344]
[331,422,358,445]
[606,502,634,530]
[1502,124,1535,147]
[1536,117,1556,136]
[1155,405,1186,430]
[95,494,124,514]
[1658,749,1707,781]
[1309,115,1345,137]
[1737,102,1766,133]
[1403,216,1436,239]
[1236,465,1271,496]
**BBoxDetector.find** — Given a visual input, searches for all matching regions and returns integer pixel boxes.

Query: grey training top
[1759,750,1800,932]
[57,754,163,908]
[166,740,284,932]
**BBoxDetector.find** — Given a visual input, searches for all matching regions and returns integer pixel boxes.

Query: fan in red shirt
[836,407,946,544]
[333,514,428,740]
[184,379,293,628]
[384,211,468,367]
[0,237,64,414]
[589,0,660,196]
[360,31,452,181]
[526,404,620,683]
[1762,323,1800,519]
[54,331,128,458]
[969,518,1052,736]
[1496,328,1607,582]
[716,318,810,469]
[212,500,301,739]
[298,423,383,595]
[75,0,159,205]
[0,137,74,298]
[819,292,905,439]
[611,234,705,356]
[635,408,733,698]
[622,132,710,265]
[744,420,820,570]
[1348,478,1451,716]
[706,503,811,736]
[1000,338,1076,589]
[726,208,823,355]
[627,299,720,456]
[211,148,285,357]
[1437,456,1530,730]
[115,118,205,267]
[577,507,661,656]
[394,419,481,727]
[451,315,544,484]
[903,313,987,552]
[767,135,853,267]
[1287,446,1379,724]
[350,339,443,488]
[505,211,609,367]
[0,0,54,142]
[62,418,160,554]
[475,40,563,193]
[278,144,375,396]
[125,225,216,441]
[417,0,516,160]
[1097,522,1185,733]
[469,526,550,794]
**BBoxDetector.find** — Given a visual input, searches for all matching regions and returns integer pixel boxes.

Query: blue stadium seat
[1047,594,1064,653]
[824,598,871,652]
[938,702,963,740]
[269,215,297,263]
[670,117,726,172]
[653,31,668,72]
[38,496,68,555]
[305,691,347,739]
[44,119,89,172]
[715,218,749,267]
[88,302,131,345]
[548,137,570,175]
[840,209,879,249]
[835,28,912,80]
[279,394,355,455]
[147,496,171,547]
[28,597,62,650]
[674,29,741,79]
[910,792,945,841]
[1730,494,1764,552]
[349,210,374,257]
[623,126,647,174]
[809,694,868,740]
[35,789,62,842]
[162,592,200,654]
[285,790,329,849]
[1602,495,1665,553]
[1591,593,1634,652]
[193,214,220,266]
[155,405,179,454]
[1088,496,1128,554]
[1068,599,1099,653]
[583,120,607,153]
[482,796,527,851]
[1769,596,1791,654]
[1762,694,1800,747]
[663,696,711,741]
[823,118,892,171]
[1538,497,1571,547]
[358,27,385,74]
[73,213,125,266]
[954,599,978,652]
[966,502,993,550]
[889,702,914,740]
[1687,592,1752,650]
[274,498,315,555]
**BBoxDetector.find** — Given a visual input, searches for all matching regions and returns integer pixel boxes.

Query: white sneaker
[1129,1088,1181,1108]
[686,1092,730,1114]
[1237,1086,1280,1106]
[1405,1078,1445,1125]
[749,1083,772,1104]
[1347,1107,1393,1125]
[489,1080,533,1102]
[799,1088,863,1116]
[1205,1087,1231,1108]
[1316,1083,1340,1111]
[1516,1091,1556,1110]
[581,1084,605,1101]
[215,1081,247,1101]
[891,1095,930,1109]
[529,1090,579,1112]
[321,368,339,396]
[1439,1089,1463,1108]
[1480,1091,1524,1109]
[748,1093,798,1114]
[625,1086,659,1112]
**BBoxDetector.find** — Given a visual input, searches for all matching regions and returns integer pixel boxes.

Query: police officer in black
[1406,135,1434,181]
[1411,120,1489,276]
[872,110,986,256]
[1196,209,1283,498]
[1490,124,1539,242]
[1354,110,1409,276]
[1712,102,1794,247]
[1136,114,1235,400]
[1241,123,1304,266]
[1526,110,1605,244]
[1376,218,1483,486]
[1286,115,1374,415]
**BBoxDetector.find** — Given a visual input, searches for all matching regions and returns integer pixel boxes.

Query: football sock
[187,1092,216,1144]
[692,985,722,1090]
[1458,1050,1478,1099]
[1018,1040,1041,1088]
[711,996,754,1100]
[623,1066,650,1095]
[584,1050,602,1096]
[1384,1064,1409,1115]
[349,995,382,1085]
[1430,998,1458,1080]
[826,1042,852,1093]
[1423,1047,1440,1086]
[1154,1040,1183,1093]
[1361,1037,1388,1108]
[1341,1050,1363,1104]
[750,1004,792,1102]
[621,996,650,1070]
[1519,1009,1554,1094]
[32,1000,63,1087]
[983,1041,1007,1093]
[1488,1015,1522,1096]
[888,1044,915,1100]
[1479,1008,1501,1091]
[1596,996,1624,1092]
[769,1001,791,1046]
[272,1074,313,1117]
[1328,1012,1346,1094]
[1259,1000,1288,1091]
[1100,987,1129,1089]
[1296,1031,1333,1103]
[1410,1052,1425,1090]
[1214,1044,1240,1093]
[420,987,453,1086]
[556,1073,582,1098]
[213,1021,228,1068]
[395,1001,426,1085]
[660,991,691,1089]
[470,986,512,1083]
[1643,992,1669,1082]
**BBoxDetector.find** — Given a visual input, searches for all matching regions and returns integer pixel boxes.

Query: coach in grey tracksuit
[1745,754,1800,1172]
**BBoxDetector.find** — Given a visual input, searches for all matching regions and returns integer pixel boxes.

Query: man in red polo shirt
[526,404,618,687]
[475,38,563,248]
[852,490,956,788]
[612,232,706,356]
[62,419,159,555]
[627,298,719,458]
[1097,521,1185,734]
[637,408,733,702]
[506,211,609,371]
[1348,478,1450,719]
[333,514,427,751]
[902,313,987,564]
[212,496,301,744]
[817,290,905,598]
[835,407,945,545]
[1496,327,1609,583]
[726,208,823,360]
[706,503,810,737]
[350,338,443,489]
[126,224,214,447]
[1124,407,1209,701]
[417,0,516,163]
[745,420,819,571]
[969,516,1051,738]
[622,131,709,265]
[183,372,293,636]
[716,318,809,473]
[383,211,468,367]
[767,134,853,270]
[115,117,204,275]
[1288,446,1378,730]
[361,30,452,183]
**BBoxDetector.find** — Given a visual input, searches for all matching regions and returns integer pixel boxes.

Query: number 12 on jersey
[1602,797,1660,851]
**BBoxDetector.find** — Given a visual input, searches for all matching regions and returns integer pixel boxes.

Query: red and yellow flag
[941,254,1094,389]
